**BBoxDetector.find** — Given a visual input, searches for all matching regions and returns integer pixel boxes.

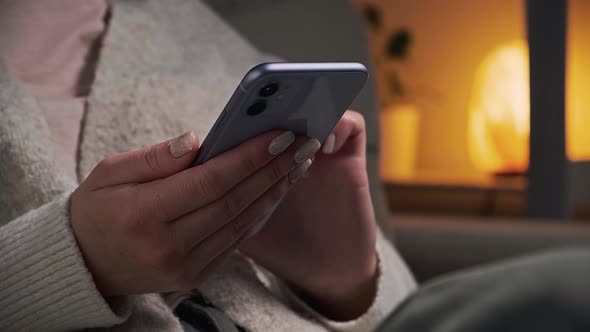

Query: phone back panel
[193,62,368,165]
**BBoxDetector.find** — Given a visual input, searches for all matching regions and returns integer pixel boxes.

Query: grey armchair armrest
[391,214,590,282]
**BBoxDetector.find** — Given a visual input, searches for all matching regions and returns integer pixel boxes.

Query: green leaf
[385,28,412,59]
[362,4,382,31]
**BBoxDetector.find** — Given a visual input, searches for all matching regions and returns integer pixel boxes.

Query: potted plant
[361,4,420,180]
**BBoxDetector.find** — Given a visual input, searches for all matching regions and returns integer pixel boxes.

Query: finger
[186,177,292,275]
[188,229,243,286]
[170,145,311,250]
[140,131,302,221]
[86,131,199,189]
[322,110,365,155]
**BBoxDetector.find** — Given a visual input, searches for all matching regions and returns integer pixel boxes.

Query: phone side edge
[192,86,247,166]
[240,62,368,90]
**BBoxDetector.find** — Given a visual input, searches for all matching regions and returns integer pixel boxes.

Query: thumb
[87,131,199,188]
[322,110,365,155]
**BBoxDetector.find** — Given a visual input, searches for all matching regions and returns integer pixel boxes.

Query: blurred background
[206,0,590,282]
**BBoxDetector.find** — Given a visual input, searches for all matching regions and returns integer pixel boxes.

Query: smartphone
[192,62,368,166]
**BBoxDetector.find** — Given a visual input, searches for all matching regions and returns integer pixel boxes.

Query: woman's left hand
[240,110,378,320]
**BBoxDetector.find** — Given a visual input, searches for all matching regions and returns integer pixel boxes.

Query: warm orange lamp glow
[467,40,529,173]
[469,37,590,174]
[566,7,590,161]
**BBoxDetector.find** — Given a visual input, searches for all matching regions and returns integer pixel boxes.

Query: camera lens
[247,100,267,116]
[259,82,279,97]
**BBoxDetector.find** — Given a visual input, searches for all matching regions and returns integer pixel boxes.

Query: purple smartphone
[193,62,368,166]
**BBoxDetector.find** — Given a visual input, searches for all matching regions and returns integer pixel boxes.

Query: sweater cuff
[0,193,129,331]
[283,231,417,332]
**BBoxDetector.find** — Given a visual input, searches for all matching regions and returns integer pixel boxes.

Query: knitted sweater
[0,0,416,330]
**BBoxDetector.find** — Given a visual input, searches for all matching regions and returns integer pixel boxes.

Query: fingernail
[323,133,336,154]
[289,159,312,183]
[170,131,196,159]
[268,131,296,155]
[294,139,321,163]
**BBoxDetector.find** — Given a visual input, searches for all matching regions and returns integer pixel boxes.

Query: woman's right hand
[70,130,315,297]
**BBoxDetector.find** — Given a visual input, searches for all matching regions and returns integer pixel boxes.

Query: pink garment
[0,0,107,180]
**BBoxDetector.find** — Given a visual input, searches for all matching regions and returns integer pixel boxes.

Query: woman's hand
[70,130,315,297]
[240,111,378,321]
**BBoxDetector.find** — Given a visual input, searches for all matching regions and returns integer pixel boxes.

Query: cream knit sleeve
[275,230,417,332]
[0,193,129,331]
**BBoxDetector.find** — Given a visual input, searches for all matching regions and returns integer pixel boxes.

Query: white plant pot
[380,104,420,181]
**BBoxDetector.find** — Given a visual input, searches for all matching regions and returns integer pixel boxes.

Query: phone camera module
[247,100,267,116]
[259,82,279,97]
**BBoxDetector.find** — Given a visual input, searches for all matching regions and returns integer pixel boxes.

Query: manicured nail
[323,133,336,154]
[170,131,196,158]
[289,159,312,183]
[294,139,321,163]
[268,131,296,155]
